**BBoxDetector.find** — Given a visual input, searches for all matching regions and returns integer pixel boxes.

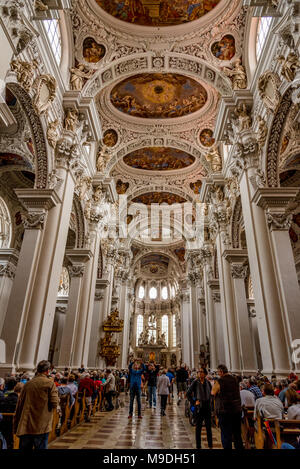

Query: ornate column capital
[0,263,16,279]
[212,292,221,303]
[231,264,249,279]
[68,265,85,278]
[21,212,46,230]
[266,212,293,231]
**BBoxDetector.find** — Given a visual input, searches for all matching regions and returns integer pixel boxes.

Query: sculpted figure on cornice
[232,104,252,133]
[70,64,94,91]
[96,144,111,172]
[256,115,268,149]
[277,53,300,83]
[47,120,60,149]
[10,59,38,92]
[205,145,222,173]
[222,58,247,90]
[64,109,79,133]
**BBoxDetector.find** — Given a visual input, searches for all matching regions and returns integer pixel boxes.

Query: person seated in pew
[254,383,284,421]
[286,388,300,420]
[58,378,75,407]
[240,381,255,408]
[66,375,78,398]
[0,382,23,413]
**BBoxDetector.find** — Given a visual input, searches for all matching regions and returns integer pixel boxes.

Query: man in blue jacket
[128,358,146,419]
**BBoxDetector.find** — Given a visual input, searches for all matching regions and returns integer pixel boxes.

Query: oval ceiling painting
[124,147,195,171]
[96,0,221,27]
[132,192,186,205]
[111,73,207,119]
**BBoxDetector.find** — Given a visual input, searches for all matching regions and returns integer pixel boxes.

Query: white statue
[223,59,247,90]
[69,64,93,91]
[96,144,111,172]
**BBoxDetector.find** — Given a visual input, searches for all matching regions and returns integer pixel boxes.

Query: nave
[48,394,222,450]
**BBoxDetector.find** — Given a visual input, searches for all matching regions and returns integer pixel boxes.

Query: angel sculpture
[223,59,247,90]
[70,64,93,91]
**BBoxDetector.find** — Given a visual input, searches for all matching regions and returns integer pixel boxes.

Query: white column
[17,145,77,372]
[190,283,199,368]
[72,224,101,369]
[88,279,109,368]
[201,252,220,371]
[254,188,300,372]
[206,279,220,370]
[240,167,291,375]
[58,250,91,368]
[224,250,257,374]
[215,231,241,372]
[212,294,226,365]
[0,249,18,334]
[0,190,60,374]
[121,286,132,369]
[181,289,193,367]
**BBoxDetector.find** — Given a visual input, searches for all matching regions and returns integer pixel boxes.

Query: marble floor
[49,394,222,450]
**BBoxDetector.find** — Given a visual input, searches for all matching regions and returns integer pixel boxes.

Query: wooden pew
[241,407,255,449]
[60,394,71,436]
[78,390,86,423]
[274,419,300,449]
[70,393,80,429]
[48,407,60,443]
[0,413,19,449]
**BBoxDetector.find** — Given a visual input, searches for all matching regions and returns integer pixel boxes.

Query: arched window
[172,315,177,348]
[0,197,11,248]
[149,286,157,299]
[162,315,169,347]
[138,285,145,299]
[136,315,144,346]
[256,17,272,61]
[162,286,168,300]
[43,19,62,64]
[171,286,175,298]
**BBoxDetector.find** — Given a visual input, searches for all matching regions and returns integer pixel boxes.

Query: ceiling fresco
[174,247,186,262]
[123,147,195,171]
[116,179,130,194]
[199,128,215,147]
[141,254,169,274]
[110,73,208,119]
[95,0,221,27]
[132,192,187,205]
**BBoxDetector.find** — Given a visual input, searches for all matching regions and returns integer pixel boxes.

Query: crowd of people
[0,360,300,450]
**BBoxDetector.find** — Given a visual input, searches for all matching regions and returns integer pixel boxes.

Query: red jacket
[78,377,95,397]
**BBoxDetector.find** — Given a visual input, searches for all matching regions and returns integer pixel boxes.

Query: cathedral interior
[0,0,300,378]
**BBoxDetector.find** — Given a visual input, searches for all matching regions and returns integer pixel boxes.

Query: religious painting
[111,73,207,119]
[131,246,140,257]
[83,37,106,64]
[26,139,35,156]
[211,35,235,61]
[116,179,129,194]
[0,153,33,170]
[174,247,185,262]
[190,180,202,194]
[96,0,221,27]
[124,147,195,170]
[284,154,300,169]
[199,128,215,147]
[132,192,186,205]
[103,129,118,147]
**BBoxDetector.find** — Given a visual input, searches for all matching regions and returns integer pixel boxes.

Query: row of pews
[241,407,300,449]
[0,388,105,449]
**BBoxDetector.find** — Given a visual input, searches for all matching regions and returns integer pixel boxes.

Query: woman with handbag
[186,367,213,449]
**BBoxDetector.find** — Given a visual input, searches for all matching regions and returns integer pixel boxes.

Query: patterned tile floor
[49,394,222,449]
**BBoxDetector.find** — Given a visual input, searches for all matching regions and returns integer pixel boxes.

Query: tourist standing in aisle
[146,362,160,408]
[211,364,244,450]
[187,367,213,449]
[176,364,188,405]
[157,369,170,416]
[13,360,58,450]
[128,358,146,419]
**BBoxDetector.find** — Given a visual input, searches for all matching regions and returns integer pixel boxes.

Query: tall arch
[6,83,49,189]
